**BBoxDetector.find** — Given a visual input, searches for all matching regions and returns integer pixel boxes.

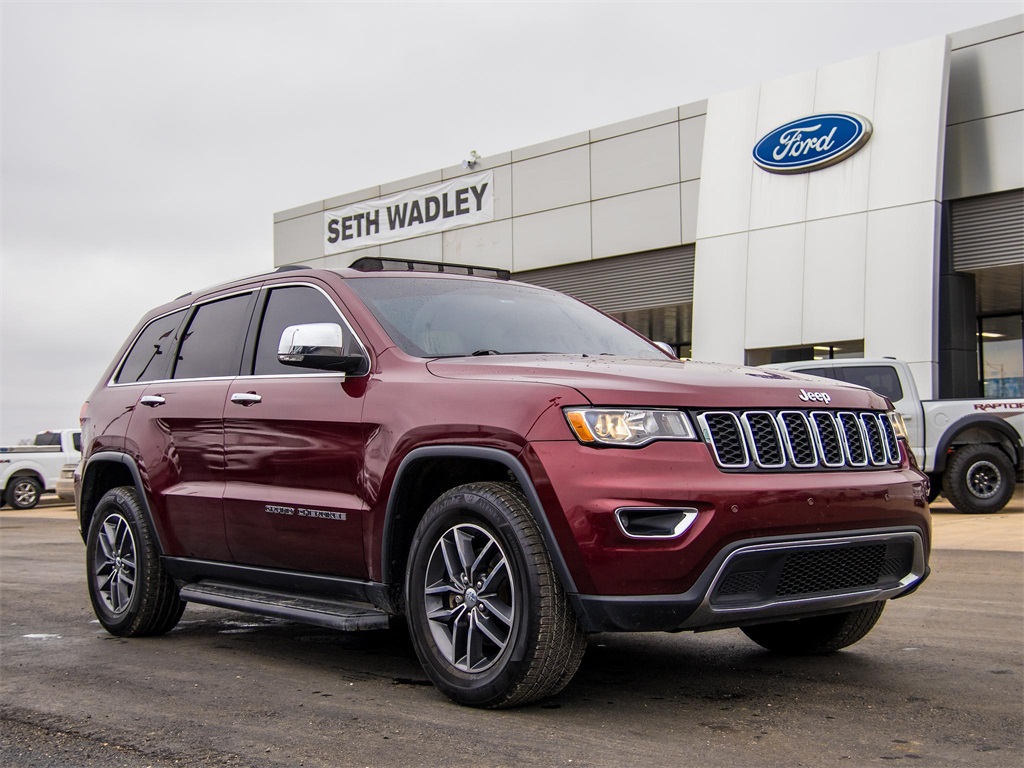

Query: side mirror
[654,341,677,358]
[278,323,367,374]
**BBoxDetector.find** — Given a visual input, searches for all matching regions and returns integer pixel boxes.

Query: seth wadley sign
[324,171,494,255]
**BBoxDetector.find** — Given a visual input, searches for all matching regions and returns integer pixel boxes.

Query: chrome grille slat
[700,409,901,472]
[741,412,786,468]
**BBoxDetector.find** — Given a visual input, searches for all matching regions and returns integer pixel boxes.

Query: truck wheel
[741,602,885,654]
[405,482,586,708]
[86,487,185,637]
[942,444,1016,514]
[6,476,42,510]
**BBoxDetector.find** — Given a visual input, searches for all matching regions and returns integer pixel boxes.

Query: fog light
[615,507,699,539]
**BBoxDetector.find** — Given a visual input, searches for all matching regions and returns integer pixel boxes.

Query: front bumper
[522,439,932,608]
[574,526,928,632]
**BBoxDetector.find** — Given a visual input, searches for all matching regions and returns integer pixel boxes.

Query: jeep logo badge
[799,389,832,405]
[753,113,872,174]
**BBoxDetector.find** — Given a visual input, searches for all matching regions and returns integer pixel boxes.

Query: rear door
[130,290,257,561]
[222,282,370,578]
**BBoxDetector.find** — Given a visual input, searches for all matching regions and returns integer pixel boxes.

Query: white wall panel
[680,180,700,245]
[592,186,681,259]
[692,233,748,363]
[442,220,513,271]
[943,110,1024,199]
[802,214,867,344]
[749,71,815,231]
[273,213,322,266]
[381,233,442,262]
[806,53,878,220]
[512,204,591,271]
[679,115,705,182]
[864,202,941,397]
[695,85,759,239]
[591,123,680,200]
[745,224,805,349]
[868,36,951,209]
[590,106,678,142]
[512,146,591,216]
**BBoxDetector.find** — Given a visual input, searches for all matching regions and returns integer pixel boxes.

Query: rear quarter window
[838,366,904,402]
[116,309,187,384]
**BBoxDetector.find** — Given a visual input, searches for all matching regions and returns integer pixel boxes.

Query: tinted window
[253,286,354,375]
[174,295,253,379]
[839,365,904,402]
[34,432,61,446]
[72,432,82,452]
[792,367,833,380]
[347,277,664,359]
[116,309,186,383]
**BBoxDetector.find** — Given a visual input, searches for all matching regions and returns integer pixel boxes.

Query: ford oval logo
[753,112,872,174]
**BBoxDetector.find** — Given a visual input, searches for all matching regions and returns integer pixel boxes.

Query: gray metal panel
[514,246,695,313]
[947,31,1023,125]
[951,189,1024,271]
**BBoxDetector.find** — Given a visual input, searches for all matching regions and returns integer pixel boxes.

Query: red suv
[78,259,931,708]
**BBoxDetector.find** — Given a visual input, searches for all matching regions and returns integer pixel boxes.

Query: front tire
[6,476,42,509]
[942,444,1016,514]
[86,487,185,636]
[741,602,885,654]
[405,482,586,708]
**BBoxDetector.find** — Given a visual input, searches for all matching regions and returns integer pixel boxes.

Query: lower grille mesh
[776,545,887,596]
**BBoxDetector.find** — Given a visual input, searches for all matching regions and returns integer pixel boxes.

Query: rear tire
[741,602,885,654]
[6,476,42,510]
[86,487,185,636]
[405,482,586,708]
[942,444,1016,514]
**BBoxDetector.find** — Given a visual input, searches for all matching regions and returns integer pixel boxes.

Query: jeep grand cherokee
[77,259,931,708]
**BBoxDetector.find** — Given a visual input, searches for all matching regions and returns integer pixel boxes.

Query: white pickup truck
[0,429,82,510]
[766,359,1023,514]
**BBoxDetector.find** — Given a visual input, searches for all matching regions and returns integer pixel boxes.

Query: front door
[223,283,369,578]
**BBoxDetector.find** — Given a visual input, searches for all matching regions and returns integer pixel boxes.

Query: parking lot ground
[1,495,1021,767]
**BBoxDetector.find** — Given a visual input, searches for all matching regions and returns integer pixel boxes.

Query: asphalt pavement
[1,493,1021,767]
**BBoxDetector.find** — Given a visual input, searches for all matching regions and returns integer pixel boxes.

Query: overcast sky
[1,0,1020,444]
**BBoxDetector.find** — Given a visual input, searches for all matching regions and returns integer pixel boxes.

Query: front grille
[698,409,901,472]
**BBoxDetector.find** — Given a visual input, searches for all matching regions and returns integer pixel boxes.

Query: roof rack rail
[275,264,313,272]
[349,257,510,281]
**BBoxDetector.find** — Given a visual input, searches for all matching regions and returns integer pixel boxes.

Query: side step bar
[179,580,391,631]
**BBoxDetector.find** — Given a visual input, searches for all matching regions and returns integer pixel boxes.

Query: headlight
[888,411,908,441]
[564,408,696,447]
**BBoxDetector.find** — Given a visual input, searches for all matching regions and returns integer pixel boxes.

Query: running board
[179,580,391,631]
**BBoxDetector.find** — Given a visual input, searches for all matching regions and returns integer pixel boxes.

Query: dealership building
[274,14,1023,401]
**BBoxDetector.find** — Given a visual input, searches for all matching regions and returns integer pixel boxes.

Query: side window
[115,309,186,384]
[792,366,835,381]
[174,294,254,379]
[72,433,82,452]
[253,286,355,375]
[838,366,904,402]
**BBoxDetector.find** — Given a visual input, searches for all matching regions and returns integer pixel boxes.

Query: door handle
[140,395,166,407]
[230,392,262,406]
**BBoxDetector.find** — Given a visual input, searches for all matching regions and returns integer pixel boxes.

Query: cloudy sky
[1,0,1019,444]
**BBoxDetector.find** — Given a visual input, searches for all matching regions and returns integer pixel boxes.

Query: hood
[426,355,889,411]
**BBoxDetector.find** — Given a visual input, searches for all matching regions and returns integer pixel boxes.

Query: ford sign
[752,112,872,174]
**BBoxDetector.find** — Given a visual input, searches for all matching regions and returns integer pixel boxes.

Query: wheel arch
[933,415,1022,473]
[79,452,162,552]
[380,446,578,610]
[4,468,45,490]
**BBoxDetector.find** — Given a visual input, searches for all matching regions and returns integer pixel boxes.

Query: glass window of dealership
[274,15,1023,400]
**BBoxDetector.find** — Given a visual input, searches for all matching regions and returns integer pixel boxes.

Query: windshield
[346,276,666,359]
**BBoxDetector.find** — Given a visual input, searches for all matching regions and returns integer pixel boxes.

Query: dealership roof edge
[274,13,1022,226]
